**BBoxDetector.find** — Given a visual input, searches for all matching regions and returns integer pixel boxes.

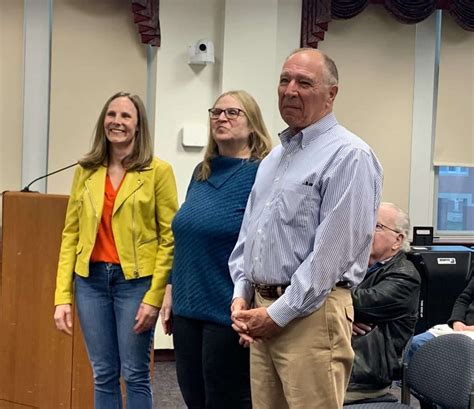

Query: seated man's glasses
[208,108,245,120]
[375,222,401,234]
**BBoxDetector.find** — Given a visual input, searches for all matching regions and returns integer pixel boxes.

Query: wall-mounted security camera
[188,39,215,65]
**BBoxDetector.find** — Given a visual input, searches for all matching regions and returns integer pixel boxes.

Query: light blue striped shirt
[229,113,383,327]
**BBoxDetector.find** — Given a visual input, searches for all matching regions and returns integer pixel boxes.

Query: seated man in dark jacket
[345,202,421,404]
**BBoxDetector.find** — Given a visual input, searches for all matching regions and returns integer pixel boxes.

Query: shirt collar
[278,112,338,150]
[366,255,395,274]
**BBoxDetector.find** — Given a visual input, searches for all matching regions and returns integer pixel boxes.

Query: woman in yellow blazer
[53,91,178,409]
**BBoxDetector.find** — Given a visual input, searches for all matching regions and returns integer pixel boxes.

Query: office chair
[343,333,474,409]
[403,333,474,408]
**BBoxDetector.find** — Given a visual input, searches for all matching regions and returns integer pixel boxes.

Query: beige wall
[0,0,24,220]
[154,3,415,209]
[320,6,415,211]
[1,2,416,215]
[47,0,147,195]
[154,0,301,203]
[435,13,474,167]
[155,0,415,209]
[153,0,225,205]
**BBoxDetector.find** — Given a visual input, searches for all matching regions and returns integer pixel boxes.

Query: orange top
[90,175,123,264]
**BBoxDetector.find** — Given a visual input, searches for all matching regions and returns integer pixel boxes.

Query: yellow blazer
[54,157,178,307]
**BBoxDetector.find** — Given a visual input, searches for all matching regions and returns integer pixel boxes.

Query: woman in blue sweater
[161,90,271,408]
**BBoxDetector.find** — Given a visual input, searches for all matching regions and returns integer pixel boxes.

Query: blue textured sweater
[170,156,259,326]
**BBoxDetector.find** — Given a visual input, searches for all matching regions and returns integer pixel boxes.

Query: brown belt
[253,283,288,299]
[335,280,351,289]
[254,280,351,299]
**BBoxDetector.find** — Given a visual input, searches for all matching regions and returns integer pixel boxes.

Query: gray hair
[381,202,411,252]
[286,48,339,87]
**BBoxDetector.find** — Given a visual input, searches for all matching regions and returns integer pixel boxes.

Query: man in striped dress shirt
[229,48,383,409]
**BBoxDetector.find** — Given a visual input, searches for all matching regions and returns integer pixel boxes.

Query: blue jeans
[404,331,435,364]
[173,315,251,409]
[75,263,154,409]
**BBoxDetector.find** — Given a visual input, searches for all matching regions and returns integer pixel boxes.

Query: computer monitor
[407,246,473,334]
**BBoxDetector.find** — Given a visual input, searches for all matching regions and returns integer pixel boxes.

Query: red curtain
[301,0,474,48]
[131,0,161,47]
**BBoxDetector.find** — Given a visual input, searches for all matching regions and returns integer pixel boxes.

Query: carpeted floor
[154,360,186,408]
[152,359,421,409]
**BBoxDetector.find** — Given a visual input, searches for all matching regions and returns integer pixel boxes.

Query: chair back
[407,333,474,408]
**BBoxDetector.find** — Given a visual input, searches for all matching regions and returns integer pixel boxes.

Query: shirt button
[254,256,259,262]
[257,229,262,234]
[274,177,279,182]
[266,202,271,207]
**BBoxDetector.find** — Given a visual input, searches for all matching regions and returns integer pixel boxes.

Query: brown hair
[79,91,153,171]
[197,90,272,181]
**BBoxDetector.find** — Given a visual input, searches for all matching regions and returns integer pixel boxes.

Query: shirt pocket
[276,182,319,227]
[345,304,354,323]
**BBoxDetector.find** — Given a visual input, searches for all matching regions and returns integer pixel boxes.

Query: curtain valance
[301,0,474,47]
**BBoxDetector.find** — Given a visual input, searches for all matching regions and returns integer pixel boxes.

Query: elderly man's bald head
[278,48,339,133]
[285,48,339,87]
[369,203,411,266]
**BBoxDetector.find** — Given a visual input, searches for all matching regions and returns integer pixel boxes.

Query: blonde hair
[197,90,272,181]
[79,91,153,171]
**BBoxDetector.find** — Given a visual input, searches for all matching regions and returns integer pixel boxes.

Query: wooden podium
[0,192,93,409]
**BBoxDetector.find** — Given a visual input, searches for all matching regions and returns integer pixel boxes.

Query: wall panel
[320,6,415,210]
[48,0,147,194]
[0,0,24,220]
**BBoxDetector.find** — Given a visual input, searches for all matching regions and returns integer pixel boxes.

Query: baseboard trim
[154,348,175,362]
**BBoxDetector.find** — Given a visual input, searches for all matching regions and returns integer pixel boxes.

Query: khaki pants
[344,387,390,404]
[250,287,354,409]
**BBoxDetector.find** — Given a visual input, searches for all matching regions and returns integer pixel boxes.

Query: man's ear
[392,234,403,251]
[328,85,338,102]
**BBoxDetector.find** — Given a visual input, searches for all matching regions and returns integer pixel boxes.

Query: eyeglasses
[375,222,401,234]
[208,108,245,120]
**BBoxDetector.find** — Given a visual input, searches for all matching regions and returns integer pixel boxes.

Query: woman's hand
[134,303,160,334]
[54,304,73,335]
[160,284,173,335]
[452,321,474,331]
